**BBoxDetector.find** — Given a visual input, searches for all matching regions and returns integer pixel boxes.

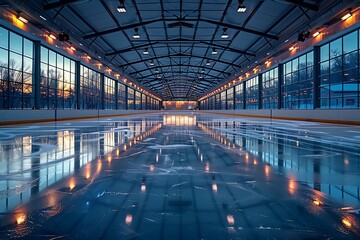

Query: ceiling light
[117,0,126,13]
[157,75,161,78]
[86,55,91,60]
[341,12,352,21]
[221,28,229,39]
[206,60,211,66]
[199,75,203,79]
[149,60,154,66]
[212,48,218,55]
[17,15,28,23]
[133,28,140,39]
[284,39,289,43]
[143,48,149,54]
[49,34,57,40]
[70,46,76,51]
[155,69,159,73]
[200,69,205,73]
[312,31,321,37]
[40,15,47,21]
[237,0,246,13]
[289,46,296,51]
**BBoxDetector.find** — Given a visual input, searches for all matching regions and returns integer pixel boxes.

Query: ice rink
[0,112,359,239]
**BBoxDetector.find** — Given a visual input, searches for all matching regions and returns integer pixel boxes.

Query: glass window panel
[307,51,314,67]
[23,38,33,58]
[330,57,342,73]
[343,69,358,83]
[41,47,48,63]
[299,55,306,69]
[329,72,342,84]
[320,44,329,62]
[343,31,357,54]
[71,61,75,73]
[344,52,358,70]
[0,27,8,49]
[292,59,299,71]
[23,57,33,73]
[49,50,56,66]
[330,38,342,58]
[9,32,22,54]
[9,52,22,71]
[320,61,329,76]
[64,58,70,71]
[0,48,8,67]
[57,54,64,69]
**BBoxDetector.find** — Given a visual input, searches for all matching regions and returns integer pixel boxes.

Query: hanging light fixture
[17,14,28,23]
[221,28,229,39]
[237,0,246,13]
[149,60,154,66]
[117,0,126,13]
[48,33,57,40]
[206,60,211,66]
[133,28,140,39]
[341,11,352,21]
[212,48,218,54]
[143,48,149,54]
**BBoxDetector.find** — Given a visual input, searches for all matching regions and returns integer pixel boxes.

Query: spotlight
[312,31,321,37]
[59,33,70,41]
[212,48,218,55]
[70,46,76,51]
[297,31,310,42]
[206,60,211,66]
[149,60,154,66]
[237,0,246,13]
[133,28,140,38]
[49,34,57,40]
[117,0,126,13]
[143,48,149,54]
[17,15,28,23]
[341,12,352,21]
[221,28,229,39]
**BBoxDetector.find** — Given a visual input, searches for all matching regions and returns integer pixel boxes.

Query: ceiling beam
[44,0,82,10]
[119,53,239,68]
[198,18,279,40]
[129,64,231,76]
[106,38,255,57]
[83,18,278,40]
[283,0,319,11]
[84,19,161,39]
[199,41,255,57]
[140,71,222,79]
[105,42,160,56]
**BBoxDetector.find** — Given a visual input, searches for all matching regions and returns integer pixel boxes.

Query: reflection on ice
[0,113,360,238]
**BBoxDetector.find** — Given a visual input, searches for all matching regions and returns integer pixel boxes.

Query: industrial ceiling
[0,0,355,100]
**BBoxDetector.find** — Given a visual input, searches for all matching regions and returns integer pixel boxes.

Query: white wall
[0,110,157,125]
[200,109,360,124]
